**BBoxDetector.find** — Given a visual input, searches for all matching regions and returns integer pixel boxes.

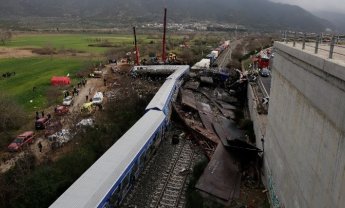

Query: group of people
[64,78,88,97]
[35,111,51,120]
[77,78,87,88]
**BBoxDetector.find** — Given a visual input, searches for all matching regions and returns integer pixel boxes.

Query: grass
[0,57,87,112]
[3,33,184,54]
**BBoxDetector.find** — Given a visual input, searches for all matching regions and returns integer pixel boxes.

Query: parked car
[92,92,104,105]
[35,117,50,130]
[89,71,102,78]
[8,131,35,152]
[54,105,69,116]
[63,96,73,106]
[259,68,270,77]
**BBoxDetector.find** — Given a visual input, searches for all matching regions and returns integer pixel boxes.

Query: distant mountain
[313,11,345,32]
[0,0,329,31]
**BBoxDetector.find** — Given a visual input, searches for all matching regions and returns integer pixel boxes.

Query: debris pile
[173,67,263,204]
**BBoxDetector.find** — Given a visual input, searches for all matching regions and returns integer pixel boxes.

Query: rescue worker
[38,141,43,153]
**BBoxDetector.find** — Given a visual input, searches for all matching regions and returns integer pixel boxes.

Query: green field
[0,57,87,111]
[4,34,183,54]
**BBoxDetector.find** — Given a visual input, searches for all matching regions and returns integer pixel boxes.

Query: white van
[92,92,104,105]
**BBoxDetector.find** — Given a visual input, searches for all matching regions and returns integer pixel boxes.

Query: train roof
[50,110,166,208]
[132,65,188,73]
[166,65,189,80]
[145,79,177,113]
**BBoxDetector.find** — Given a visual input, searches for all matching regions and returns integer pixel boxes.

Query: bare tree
[0,30,12,45]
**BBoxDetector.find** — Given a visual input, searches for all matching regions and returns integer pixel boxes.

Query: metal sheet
[221,95,238,104]
[184,81,200,90]
[196,144,241,201]
[213,116,244,145]
[218,108,235,120]
[216,100,237,110]
[198,111,215,133]
[200,76,214,84]
[214,117,261,152]
[196,102,212,113]
[181,90,197,110]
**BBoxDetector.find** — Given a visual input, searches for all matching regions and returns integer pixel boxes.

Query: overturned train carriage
[50,66,189,208]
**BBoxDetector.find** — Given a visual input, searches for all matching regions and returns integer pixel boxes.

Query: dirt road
[71,78,105,113]
[0,47,95,59]
[0,47,37,59]
[0,68,107,172]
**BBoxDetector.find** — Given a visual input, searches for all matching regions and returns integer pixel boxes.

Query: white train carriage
[145,78,178,117]
[166,65,189,80]
[50,110,166,208]
[146,66,189,117]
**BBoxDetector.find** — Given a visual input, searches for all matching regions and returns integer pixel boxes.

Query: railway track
[217,47,232,68]
[149,139,194,208]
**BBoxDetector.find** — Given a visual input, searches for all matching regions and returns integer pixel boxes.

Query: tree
[0,94,25,131]
[0,30,12,45]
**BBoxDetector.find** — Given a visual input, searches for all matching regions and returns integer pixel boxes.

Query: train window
[122,174,130,190]
[110,186,121,207]
[133,160,138,171]
[113,186,121,197]
[153,134,157,143]
[144,153,149,162]
[132,160,140,174]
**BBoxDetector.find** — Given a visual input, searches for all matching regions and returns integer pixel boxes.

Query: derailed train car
[50,65,189,208]
[146,65,189,119]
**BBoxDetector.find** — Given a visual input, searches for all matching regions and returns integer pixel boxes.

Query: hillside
[313,11,345,32]
[0,0,329,31]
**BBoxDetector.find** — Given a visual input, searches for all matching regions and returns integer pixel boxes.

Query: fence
[280,31,345,59]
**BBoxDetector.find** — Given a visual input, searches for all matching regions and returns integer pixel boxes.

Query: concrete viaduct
[249,41,345,207]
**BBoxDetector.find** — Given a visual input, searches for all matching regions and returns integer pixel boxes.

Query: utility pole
[133,27,140,65]
[162,8,167,63]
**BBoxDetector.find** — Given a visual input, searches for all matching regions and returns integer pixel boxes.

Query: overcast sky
[270,0,345,13]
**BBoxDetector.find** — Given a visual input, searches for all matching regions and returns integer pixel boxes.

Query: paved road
[259,76,272,96]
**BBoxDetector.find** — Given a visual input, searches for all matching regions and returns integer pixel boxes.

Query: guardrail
[280,31,345,59]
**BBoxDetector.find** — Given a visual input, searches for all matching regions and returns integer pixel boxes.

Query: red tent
[51,76,71,86]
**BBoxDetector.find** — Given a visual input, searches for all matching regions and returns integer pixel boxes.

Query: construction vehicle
[168,53,177,62]
[81,102,95,115]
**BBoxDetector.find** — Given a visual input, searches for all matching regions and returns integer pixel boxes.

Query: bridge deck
[279,42,345,65]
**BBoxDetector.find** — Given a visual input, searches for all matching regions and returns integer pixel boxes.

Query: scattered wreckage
[172,67,263,204]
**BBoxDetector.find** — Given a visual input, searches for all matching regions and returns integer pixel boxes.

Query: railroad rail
[216,47,232,68]
[149,140,194,208]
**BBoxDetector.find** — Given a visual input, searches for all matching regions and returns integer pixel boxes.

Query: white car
[77,118,94,127]
[92,92,103,105]
[63,96,73,106]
